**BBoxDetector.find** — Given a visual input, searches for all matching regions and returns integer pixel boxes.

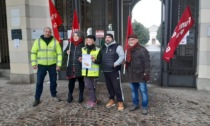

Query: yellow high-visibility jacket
[81,47,100,77]
[31,38,62,67]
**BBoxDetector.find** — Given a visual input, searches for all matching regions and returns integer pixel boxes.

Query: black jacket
[65,42,84,78]
[126,45,150,82]
[101,43,121,72]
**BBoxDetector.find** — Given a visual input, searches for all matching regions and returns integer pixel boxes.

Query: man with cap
[125,33,150,115]
[101,33,125,111]
[79,35,102,109]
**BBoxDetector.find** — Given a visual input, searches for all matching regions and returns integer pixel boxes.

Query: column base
[9,73,35,84]
[197,78,210,91]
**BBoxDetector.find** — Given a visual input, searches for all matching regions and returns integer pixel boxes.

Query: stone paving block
[0,78,210,125]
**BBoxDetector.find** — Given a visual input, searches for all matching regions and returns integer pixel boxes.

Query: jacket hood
[105,41,117,47]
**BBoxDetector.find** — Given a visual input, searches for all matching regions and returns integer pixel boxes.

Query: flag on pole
[162,6,194,62]
[124,16,134,50]
[123,16,133,74]
[49,0,63,42]
[70,9,80,41]
[67,9,80,67]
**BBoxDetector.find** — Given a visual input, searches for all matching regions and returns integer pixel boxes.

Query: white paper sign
[82,54,92,69]
[208,26,210,37]
[32,29,43,39]
[14,39,20,48]
[179,31,189,45]
[63,40,69,51]
[67,30,72,39]
[10,9,20,27]
[107,31,115,38]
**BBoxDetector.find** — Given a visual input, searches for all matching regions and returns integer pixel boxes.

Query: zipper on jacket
[45,42,48,65]
[73,46,77,65]
[106,47,108,53]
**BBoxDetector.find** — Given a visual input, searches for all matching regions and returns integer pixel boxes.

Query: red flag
[123,16,134,74]
[163,6,194,62]
[70,9,80,41]
[124,16,134,50]
[49,0,62,42]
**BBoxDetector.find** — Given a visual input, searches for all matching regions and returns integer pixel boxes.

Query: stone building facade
[0,0,210,91]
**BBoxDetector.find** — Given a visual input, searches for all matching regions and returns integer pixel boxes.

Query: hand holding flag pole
[123,16,133,74]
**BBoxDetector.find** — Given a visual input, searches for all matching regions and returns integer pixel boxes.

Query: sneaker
[33,100,40,107]
[142,108,148,115]
[52,96,61,102]
[106,99,116,108]
[117,102,124,111]
[129,105,139,111]
[85,100,98,109]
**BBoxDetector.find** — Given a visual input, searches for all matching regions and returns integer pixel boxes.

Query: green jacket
[81,47,100,77]
[31,38,62,67]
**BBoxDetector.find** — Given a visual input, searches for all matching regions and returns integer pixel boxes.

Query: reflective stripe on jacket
[81,47,100,77]
[31,38,62,67]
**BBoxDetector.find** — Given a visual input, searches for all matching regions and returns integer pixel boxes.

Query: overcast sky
[132,0,161,28]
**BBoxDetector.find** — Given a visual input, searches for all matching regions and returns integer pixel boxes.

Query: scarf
[126,42,140,63]
[70,37,83,46]
[86,44,95,54]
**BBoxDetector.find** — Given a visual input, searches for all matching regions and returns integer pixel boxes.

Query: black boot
[67,93,73,103]
[78,92,83,103]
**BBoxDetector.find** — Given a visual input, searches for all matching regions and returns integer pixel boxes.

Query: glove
[143,73,150,82]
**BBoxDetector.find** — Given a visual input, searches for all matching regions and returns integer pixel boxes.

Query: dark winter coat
[126,45,150,83]
[66,42,84,78]
[101,43,120,72]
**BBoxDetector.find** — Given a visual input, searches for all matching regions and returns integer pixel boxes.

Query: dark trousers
[68,77,84,95]
[104,71,124,102]
[35,64,57,100]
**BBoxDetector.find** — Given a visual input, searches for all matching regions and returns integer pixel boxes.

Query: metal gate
[161,0,198,87]
[55,0,121,80]
[0,0,10,69]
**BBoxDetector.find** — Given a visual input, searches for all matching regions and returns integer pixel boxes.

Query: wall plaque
[11,29,22,40]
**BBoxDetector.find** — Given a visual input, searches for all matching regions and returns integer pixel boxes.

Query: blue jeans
[129,82,148,108]
[35,64,57,100]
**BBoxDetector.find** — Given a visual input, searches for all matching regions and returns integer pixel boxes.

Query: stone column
[197,0,210,90]
[6,0,51,83]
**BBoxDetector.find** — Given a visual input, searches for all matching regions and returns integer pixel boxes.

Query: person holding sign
[79,35,101,109]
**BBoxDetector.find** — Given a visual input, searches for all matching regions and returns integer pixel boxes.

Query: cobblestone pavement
[0,77,210,126]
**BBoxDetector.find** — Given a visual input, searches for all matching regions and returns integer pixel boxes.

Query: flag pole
[123,50,127,74]
[66,42,71,67]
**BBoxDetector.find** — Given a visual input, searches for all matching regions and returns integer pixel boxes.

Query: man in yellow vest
[31,27,62,107]
[80,35,101,109]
